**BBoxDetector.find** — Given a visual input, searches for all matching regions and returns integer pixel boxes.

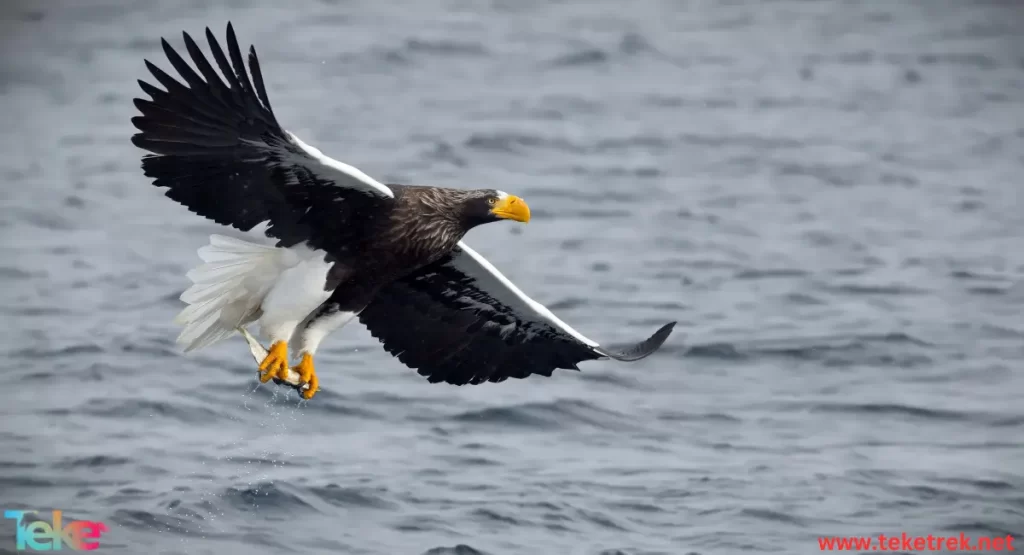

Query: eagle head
[461,189,531,227]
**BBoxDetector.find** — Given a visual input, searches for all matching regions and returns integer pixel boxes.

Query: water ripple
[4,2,1023,554]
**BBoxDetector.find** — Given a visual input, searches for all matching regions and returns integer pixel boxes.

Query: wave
[802,402,966,420]
[546,49,608,68]
[463,130,684,157]
[777,401,1015,427]
[422,545,489,555]
[10,343,103,358]
[829,283,931,296]
[53,455,133,469]
[937,477,1019,492]
[404,38,489,57]
[657,411,741,423]
[309,483,400,510]
[110,509,205,537]
[684,332,934,362]
[734,268,809,280]
[447,399,636,432]
[739,507,807,527]
[78,399,232,425]
[464,131,583,155]
[222,482,322,513]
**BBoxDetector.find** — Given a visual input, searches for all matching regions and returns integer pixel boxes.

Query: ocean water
[1,0,1023,553]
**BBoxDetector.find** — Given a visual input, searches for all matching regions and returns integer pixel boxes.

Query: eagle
[130,23,676,399]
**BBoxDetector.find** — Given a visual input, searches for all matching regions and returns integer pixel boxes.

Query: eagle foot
[293,353,319,400]
[258,341,290,383]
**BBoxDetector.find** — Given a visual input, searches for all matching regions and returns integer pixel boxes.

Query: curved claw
[258,341,290,383]
[293,353,319,400]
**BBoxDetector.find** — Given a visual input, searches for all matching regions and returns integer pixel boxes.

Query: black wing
[358,241,676,385]
[131,23,394,257]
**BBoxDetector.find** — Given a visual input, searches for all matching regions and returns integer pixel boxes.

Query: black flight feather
[131,22,392,260]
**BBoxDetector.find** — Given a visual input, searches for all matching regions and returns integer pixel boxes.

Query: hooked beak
[490,194,531,223]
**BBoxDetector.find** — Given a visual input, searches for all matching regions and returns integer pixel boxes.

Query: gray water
[2,0,1023,553]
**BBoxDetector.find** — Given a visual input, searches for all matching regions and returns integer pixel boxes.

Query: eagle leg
[292,352,319,400]
[258,341,291,383]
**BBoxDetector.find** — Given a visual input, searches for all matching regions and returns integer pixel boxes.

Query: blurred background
[1,0,1023,553]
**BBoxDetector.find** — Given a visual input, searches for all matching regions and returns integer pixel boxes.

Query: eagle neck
[374,187,468,270]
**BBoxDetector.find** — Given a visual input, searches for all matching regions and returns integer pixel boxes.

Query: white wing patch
[451,241,601,348]
[283,131,395,199]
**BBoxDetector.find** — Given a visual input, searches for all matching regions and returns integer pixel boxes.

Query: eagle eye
[487,198,497,206]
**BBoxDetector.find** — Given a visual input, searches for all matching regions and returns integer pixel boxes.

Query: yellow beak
[491,195,530,223]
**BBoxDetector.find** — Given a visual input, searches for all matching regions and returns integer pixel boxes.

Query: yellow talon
[293,352,319,400]
[258,341,290,383]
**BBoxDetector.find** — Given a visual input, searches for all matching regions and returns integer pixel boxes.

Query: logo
[3,510,108,551]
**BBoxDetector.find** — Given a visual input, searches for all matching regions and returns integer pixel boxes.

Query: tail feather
[179,279,243,305]
[175,232,283,352]
[177,310,236,353]
[184,258,264,287]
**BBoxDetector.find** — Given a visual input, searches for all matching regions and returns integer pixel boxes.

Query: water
[2,0,1023,553]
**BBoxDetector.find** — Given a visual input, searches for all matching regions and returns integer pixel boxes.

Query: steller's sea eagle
[130,23,676,399]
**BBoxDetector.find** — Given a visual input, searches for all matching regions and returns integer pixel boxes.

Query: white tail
[175,232,285,352]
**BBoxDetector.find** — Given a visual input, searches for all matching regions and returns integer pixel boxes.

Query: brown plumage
[367,186,503,278]
[130,23,676,400]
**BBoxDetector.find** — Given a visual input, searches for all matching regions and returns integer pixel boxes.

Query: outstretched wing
[358,241,676,384]
[131,22,393,258]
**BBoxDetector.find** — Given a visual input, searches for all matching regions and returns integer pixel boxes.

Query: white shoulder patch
[280,131,395,199]
[451,241,600,347]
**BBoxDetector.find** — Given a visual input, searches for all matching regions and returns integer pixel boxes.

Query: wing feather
[131,22,393,260]
[358,242,676,385]
[452,241,599,346]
